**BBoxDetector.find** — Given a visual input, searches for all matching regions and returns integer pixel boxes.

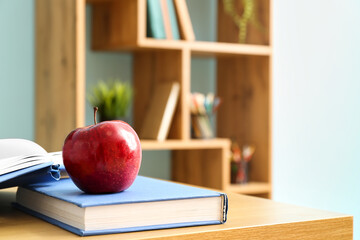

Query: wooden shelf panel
[86,0,112,3]
[227,182,271,195]
[189,41,272,56]
[141,138,230,150]
[92,39,272,57]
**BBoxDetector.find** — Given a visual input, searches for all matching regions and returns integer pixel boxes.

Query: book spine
[158,83,180,141]
[147,0,166,39]
[221,193,228,223]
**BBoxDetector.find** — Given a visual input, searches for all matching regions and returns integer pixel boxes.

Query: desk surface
[0,187,352,240]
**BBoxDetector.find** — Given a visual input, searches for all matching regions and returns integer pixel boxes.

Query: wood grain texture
[0,187,352,239]
[91,1,139,49]
[172,145,230,190]
[217,56,270,183]
[35,0,85,152]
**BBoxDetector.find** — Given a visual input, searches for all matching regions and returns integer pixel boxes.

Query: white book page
[0,159,50,175]
[0,139,49,175]
[0,139,47,159]
[47,151,63,165]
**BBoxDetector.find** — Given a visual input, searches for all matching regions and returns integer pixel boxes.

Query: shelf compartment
[89,0,272,57]
[141,139,230,191]
[172,147,230,191]
[133,50,190,140]
[141,138,230,150]
[227,182,271,195]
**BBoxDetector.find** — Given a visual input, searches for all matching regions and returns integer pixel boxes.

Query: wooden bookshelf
[35,0,272,197]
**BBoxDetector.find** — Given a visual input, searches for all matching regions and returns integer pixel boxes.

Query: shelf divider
[227,182,271,195]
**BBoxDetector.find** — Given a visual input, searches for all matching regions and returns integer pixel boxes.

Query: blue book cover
[15,176,228,236]
[147,0,166,39]
[0,163,60,189]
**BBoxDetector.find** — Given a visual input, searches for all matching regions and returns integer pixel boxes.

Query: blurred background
[1,0,359,238]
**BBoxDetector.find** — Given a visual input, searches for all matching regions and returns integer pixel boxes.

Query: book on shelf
[147,0,166,39]
[140,82,180,141]
[15,176,228,236]
[0,139,61,189]
[173,0,195,41]
[147,0,181,40]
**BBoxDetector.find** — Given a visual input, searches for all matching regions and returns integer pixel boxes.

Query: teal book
[147,0,166,39]
[167,0,180,40]
[15,176,228,236]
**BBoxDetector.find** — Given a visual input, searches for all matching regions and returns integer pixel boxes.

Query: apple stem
[93,107,98,125]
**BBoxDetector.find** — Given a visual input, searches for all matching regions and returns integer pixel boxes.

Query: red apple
[62,107,142,194]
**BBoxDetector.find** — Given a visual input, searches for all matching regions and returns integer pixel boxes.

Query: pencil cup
[231,159,249,184]
[191,113,214,139]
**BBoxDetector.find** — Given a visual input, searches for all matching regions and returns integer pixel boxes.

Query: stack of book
[147,0,195,41]
[1,138,228,236]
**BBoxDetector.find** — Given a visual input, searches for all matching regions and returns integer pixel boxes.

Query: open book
[0,139,62,189]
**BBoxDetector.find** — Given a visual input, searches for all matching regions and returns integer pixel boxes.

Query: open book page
[0,139,47,159]
[48,151,63,165]
[0,139,61,176]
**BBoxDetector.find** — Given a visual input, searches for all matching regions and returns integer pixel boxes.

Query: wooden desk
[0,187,352,239]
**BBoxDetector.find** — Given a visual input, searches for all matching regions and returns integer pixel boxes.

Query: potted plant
[87,79,133,122]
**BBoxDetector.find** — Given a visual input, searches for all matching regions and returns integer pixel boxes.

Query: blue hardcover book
[15,176,228,236]
[147,0,166,39]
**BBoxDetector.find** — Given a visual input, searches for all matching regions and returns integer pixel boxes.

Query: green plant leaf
[86,79,133,120]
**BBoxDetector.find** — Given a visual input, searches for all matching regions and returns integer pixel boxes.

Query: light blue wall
[0,0,34,140]
[273,0,360,238]
[187,0,217,94]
